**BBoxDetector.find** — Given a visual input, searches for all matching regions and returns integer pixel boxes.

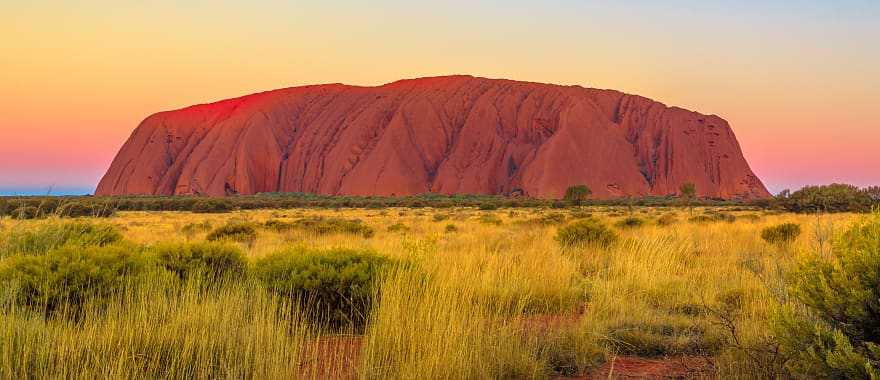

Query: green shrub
[205,222,258,244]
[191,198,232,213]
[387,222,410,233]
[1,221,123,257]
[56,201,115,218]
[445,224,458,233]
[775,183,875,213]
[151,241,246,281]
[0,244,149,315]
[263,219,293,232]
[479,215,503,226]
[615,216,645,229]
[432,214,450,222]
[254,248,391,329]
[10,206,41,220]
[555,219,618,248]
[760,223,801,245]
[478,203,498,211]
[290,217,374,238]
[0,199,9,216]
[563,185,592,205]
[772,214,880,378]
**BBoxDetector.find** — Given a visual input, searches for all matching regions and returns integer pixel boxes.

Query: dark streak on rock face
[96,75,770,199]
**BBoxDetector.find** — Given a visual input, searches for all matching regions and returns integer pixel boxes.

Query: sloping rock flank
[96,75,769,199]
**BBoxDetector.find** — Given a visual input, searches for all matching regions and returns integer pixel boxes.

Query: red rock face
[96,76,770,199]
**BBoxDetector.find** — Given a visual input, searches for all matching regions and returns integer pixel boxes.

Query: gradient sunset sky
[2,1,878,195]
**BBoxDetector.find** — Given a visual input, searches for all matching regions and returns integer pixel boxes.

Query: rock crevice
[96,76,770,199]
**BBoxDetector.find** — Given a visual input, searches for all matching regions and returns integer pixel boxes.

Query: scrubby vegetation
[152,241,247,282]
[0,192,749,219]
[0,244,149,316]
[772,183,878,213]
[387,222,410,233]
[479,214,503,225]
[563,185,592,205]
[555,218,618,247]
[254,248,390,329]
[290,216,375,238]
[614,216,645,229]
[56,201,115,218]
[0,201,877,378]
[760,223,802,245]
[205,222,258,244]
[772,214,880,377]
[1,221,122,257]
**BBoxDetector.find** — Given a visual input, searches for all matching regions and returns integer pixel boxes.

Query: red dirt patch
[580,356,714,379]
[299,335,363,379]
[516,305,585,334]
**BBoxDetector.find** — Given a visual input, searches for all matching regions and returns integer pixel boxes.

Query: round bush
[555,219,618,248]
[387,222,410,233]
[760,223,802,245]
[615,217,645,229]
[206,222,258,243]
[152,241,247,281]
[263,219,293,232]
[254,248,391,329]
[0,244,149,315]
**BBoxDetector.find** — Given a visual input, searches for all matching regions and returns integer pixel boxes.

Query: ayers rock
[96,75,769,199]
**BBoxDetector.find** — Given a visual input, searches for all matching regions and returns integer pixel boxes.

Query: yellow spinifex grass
[0,206,862,378]
[0,276,328,379]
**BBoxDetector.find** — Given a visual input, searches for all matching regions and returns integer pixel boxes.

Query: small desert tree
[866,186,880,203]
[564,185,592,206]
[679,182,696,216]
[773,213,880,378]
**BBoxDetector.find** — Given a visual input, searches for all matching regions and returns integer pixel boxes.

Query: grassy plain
[0,206,860,378]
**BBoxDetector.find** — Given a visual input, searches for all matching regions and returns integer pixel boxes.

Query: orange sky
[1,1,878,194]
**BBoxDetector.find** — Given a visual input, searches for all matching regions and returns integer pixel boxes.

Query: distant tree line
[0,191,746,219]
[1,183,874,219]
[767,184,880,213]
